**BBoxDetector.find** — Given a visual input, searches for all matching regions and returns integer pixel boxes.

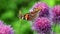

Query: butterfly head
[19,10,30,20]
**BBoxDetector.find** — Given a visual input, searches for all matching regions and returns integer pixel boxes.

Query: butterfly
[19,7,41,21]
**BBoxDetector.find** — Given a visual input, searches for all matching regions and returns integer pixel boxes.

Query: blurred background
[0,0,60,34]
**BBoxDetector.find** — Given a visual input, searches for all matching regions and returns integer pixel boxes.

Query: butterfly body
[19,8,41,21]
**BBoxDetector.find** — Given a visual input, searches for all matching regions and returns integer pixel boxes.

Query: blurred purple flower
[0,20,14,34]
[32,17,52,34]
[52,5,60,23]
[30,2,50,18]
[52,5,60,16]
[38,2,50,18]
[34,2,49,12]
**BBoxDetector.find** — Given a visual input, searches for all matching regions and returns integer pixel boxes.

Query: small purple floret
[32,17,52,34]
[0,20,14,34]
[52,5,60,23]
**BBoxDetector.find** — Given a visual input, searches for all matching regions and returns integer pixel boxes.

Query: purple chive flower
[30,2,48,11]
[32,17,52,34]
[38,2,50,17]
[52,5,60,23]
[30,2,50,18]
[0,20,14,34]
[33,2,49,12]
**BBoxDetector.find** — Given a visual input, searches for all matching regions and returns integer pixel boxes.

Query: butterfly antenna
[19,10,24,19]
[19,10,22,18]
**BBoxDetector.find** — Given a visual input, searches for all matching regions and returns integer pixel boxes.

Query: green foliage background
[0,0,60,34]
